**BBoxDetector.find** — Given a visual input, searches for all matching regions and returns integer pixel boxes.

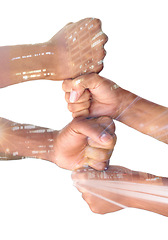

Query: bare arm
[0,116,116,171]
[72,166,168,217]
[114,89,168,143]
[63,73,168,144]
[0,117,55,160]
[0,43,49,87]
[0,18,107,88]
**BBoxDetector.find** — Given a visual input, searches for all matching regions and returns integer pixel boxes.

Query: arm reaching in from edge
[62,73,168,144]
[72,166,168,217]
[0,18,107,88]
[0,116,116,171]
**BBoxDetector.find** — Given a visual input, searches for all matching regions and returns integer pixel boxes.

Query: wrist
[0,120,57,161]
[10,43,50,84]
[24,128,57,162]
[114,88,138,121]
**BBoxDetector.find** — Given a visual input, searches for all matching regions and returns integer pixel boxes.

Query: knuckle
[103,33,108,43]
[94,18,102,28]
[96,64,104,74]
[68,103,78,113]
[111,121,116,133]
[99,49,106,60]
[113,133,117,145]
[62,82,66,91]
[72,112,79,118]
[62,80,68,91]
[65,93,70,102]
[68,104,72,112]
[103,49,107,57]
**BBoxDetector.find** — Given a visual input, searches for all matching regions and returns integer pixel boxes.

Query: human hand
[50,116,116,171]
[62,73,125,118]
[72,165,167,215]
[71,166,132,214]
[46,18,107,80]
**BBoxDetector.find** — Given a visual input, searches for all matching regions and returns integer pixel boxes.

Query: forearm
[0,117,56,161]
[0,43,54,88]
[130,170,168,216]
[115,89,168,143]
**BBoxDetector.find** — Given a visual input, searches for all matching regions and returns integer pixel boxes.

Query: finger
[91,34,108,49]
[72,157,89,171]
[85,146,112,162]
[72,109,89,118]
[62,79,74,92]
[62,73,102,102]
[91,30,107,44]
[65,89,91,103]
[95,49,107,63]
[88,134,117,149]
[87,159,109,171]
[68,100,90,113]
[71,117,114,146]
[87,116,117,148]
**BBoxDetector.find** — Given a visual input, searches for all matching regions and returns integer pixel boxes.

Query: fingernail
[70,90,78,103]
[100,132,113,143]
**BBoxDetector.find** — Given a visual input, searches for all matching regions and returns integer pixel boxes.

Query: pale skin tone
[63,73,168,216]
[0,18,107,88]
[0,18,111,170]
[72,166,168,217]
[0,116,116,171]
[62,73,168,144]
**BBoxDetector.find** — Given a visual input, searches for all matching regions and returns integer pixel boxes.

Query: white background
[0,0,168,239]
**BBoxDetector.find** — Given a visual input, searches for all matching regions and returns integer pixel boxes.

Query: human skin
[0,18,107,88]
[72,166,168,216]
[62,73,168,144]
[0,116,116,171]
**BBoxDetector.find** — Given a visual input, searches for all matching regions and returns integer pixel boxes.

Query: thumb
[63,73,100,103]
[72,117,114,146]
[69,89,85,103]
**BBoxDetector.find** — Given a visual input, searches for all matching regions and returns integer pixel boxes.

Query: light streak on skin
[28,129,46,134]
[74,180,168,206]
[74,179,168,198]
[154,131,168,142]
[70,147,86,170]
[91,39,104,48]
[92,31,103,41]
[65,18,106,77]
[0,120,22,156]
[143,109,168,128]
[148,124,168,136]
[11,52,54,61]
[15,69,55,81]
[0,118,55,160]
[97,97,141,139]
[73,181,127,209]
[97,60,103,65]
[115,96,141,121]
